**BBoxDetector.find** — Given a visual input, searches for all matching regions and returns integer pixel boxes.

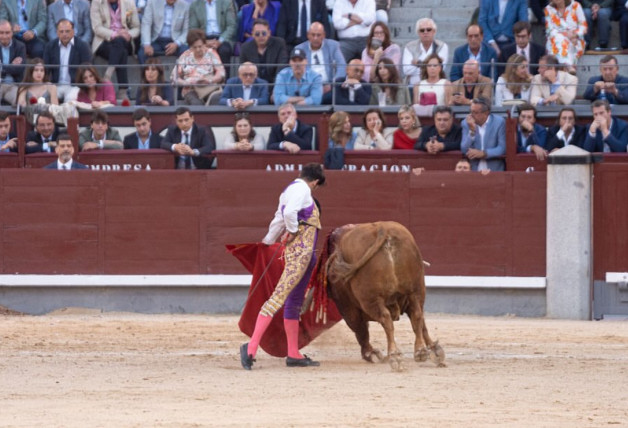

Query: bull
[319,221,445,370]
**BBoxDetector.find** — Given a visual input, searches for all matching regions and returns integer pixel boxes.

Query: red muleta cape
[226,242,342,357]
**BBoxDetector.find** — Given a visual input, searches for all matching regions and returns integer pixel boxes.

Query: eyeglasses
[254,31,268,37]
[21,8,28,22]
[419,28,433,33]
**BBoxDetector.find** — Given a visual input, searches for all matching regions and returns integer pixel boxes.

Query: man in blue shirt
[273,47,323,106]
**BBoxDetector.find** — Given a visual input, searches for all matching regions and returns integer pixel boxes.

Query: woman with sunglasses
[224,113,266,151]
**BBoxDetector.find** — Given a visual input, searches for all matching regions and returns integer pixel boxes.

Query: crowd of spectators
[0,0,627,170]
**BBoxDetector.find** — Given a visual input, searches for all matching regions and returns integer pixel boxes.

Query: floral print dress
[544,1,588,66]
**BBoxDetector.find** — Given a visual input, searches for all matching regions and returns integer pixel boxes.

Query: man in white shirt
[332,0,375,61]
[402,18,449,86]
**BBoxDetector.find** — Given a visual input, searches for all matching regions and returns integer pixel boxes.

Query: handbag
[419,92,438,106]
[324,147,345,170]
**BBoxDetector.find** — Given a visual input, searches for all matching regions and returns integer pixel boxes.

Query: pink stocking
[284,318,304,359]
[247,314,273,357]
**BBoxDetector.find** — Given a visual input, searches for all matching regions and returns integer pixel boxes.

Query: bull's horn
[423,260,431,267]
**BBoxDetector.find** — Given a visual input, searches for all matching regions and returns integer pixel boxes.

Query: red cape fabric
[226,242,342,357]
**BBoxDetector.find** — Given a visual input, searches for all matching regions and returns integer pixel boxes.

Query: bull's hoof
[362,349,384,363]
[429,342,446,367]
[388,352,405,372]
[414,347,429,362]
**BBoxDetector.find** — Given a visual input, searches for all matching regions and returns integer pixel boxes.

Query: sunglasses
[21,8,28,22]
[254,31,268,37]
[419,28,433,33]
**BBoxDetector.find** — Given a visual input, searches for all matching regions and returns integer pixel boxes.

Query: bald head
[307,22,326,50]
[347,59,364,79]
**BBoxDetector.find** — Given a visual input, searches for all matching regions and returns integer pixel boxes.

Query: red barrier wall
[0,169,546,276]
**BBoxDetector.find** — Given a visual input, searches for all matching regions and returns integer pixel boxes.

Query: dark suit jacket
[219,77,270,105]
[583,117,628,152]
[44,160,89,169]
[415,124,462,151]
[123,132,163,150]
[546,124,586,151]
[25,129,60,154]
[276,0,330,48]
[43,37,93,83]
[0,39,26,82]
[267,120,314,150]
[328,76,371,105]
[161,123,216,169]
[582,75,628,104]
[450,42,498,81]
[239,37,288,84]
[498,41,545,76]
[516,123,547,152]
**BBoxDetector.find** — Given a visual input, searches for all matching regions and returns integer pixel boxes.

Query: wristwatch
[348,13,352,19]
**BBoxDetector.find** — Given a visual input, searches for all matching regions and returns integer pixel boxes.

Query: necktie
[183,132,191,169]
[314,53,320,65]
[520,49,526,60]
[300,0,307,41]
[62,165,68,170]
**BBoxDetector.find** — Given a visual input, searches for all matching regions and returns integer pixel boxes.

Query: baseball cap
[290,48,306,60]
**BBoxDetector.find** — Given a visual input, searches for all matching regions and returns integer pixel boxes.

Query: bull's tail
[329,225,387,284]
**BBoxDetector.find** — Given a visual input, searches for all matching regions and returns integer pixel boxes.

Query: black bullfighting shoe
[286,355,320,367]
[240,343,255,370]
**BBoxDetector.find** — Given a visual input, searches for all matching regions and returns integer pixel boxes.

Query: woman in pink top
[75,65,117,108]
[361,22,401,82]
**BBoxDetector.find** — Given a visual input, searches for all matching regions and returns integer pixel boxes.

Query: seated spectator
[47,0,93,45]
[478,0,528,55]
[413,53,449,106]
[0,0,46,58]
[172,29,225,105]
[161,106,216,169]
[90,0,140,100]
[328,110,357,149]
[17,58,59,107]
[515,103,548,160]
[136,58,174,106]
[276,0,330,51]
[448,59,493,106]
[450,24,498,82]
[220,62,270,108]
[393,105,421,150]
[583,55,628,104]
[239,18,288,85]
[138,0,190,65]
[224,112,266,151]
[415,105,462,153]
[546,107,587,151]
[188,0,237,69]
[25,111,60,154]
[123,108,163,150]
[267,103,314,152]
[238,0,281,43]
[544,0,587,71]
[583,99,628,152]
[370,58,410,106]
[529,55,577,106]
[461,97,506,171]
[328,58,371,105]
[43,134,89,170]
[361,21,400,82]
[332,0,376,61]
[79,111,123,151]
[295,22,347,96]
[44,19,92,103]
[0,19,25,106]
[355,107,393,150]
[402,18,449,86]
[75,64,117,108]
[274,47,323,106]
[494,53,532,106]
[581,0,612,49]
[497,21,545,76]
[0,111,18,152]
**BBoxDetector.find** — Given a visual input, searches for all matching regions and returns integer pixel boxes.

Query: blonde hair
[329,111,351,145]
[502,54,531,95]
[397,105,421,129]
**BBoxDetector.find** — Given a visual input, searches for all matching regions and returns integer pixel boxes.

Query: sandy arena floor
[1,308,628,427]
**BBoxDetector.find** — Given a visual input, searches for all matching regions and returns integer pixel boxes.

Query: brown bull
[324,221,445,369]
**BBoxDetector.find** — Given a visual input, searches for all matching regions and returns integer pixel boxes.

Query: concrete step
[388,8,432,23]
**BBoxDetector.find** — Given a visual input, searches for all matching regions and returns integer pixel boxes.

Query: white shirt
[262,178,314,244]
[310,48,328,82]
[205,0,220,36]
[59,38,74,85]
[57,159,74,169]
[296,0,311,40]
[556,128,574,146]
[332,0,376,39]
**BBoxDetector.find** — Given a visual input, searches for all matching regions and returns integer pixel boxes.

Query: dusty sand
[1,308,628,427]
